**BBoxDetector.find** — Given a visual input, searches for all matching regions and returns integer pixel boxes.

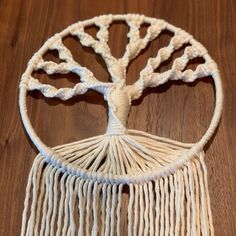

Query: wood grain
[0,0,235,235]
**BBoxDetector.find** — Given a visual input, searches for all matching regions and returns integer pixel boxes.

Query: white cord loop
[19,13,223,185]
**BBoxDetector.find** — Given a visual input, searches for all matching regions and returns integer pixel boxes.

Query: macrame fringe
[21,146,213,236]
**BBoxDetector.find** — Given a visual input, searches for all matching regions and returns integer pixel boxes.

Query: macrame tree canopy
[19,14,223,236]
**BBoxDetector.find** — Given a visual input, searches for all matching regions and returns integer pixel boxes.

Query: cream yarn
[19,14,223,235]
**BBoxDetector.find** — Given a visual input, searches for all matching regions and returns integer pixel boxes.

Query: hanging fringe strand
[21,133,214,236]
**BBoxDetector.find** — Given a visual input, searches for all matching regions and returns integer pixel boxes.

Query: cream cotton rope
[19,14,223,235]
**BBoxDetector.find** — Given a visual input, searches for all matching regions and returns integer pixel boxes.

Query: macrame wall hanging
[19,14,223,235]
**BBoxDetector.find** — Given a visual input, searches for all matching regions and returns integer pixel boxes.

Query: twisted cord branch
[37,37,99,83]
[128,29,212,100]
[22,35,112,98]
[121,16,167,67]
[71,15,169,82]
[71,18,122,82]
[28,77,112,100]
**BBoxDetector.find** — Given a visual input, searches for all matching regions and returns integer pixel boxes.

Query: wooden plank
[0,0,235,234]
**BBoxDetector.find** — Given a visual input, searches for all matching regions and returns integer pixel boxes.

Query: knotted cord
[19,14,223,235]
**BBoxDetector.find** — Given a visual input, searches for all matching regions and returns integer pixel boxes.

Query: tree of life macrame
[19,14,223,236]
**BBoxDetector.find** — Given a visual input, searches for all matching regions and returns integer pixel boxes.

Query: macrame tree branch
[23,14,217,135]
[71,16,122,82]
[26,34,112,100]
[127,28,215,100]
[120,16,167,68]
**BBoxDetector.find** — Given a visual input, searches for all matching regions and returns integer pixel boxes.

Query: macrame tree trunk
[19,14,223,236]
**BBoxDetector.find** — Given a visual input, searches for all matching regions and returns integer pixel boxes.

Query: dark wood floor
[0,0,235,235]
